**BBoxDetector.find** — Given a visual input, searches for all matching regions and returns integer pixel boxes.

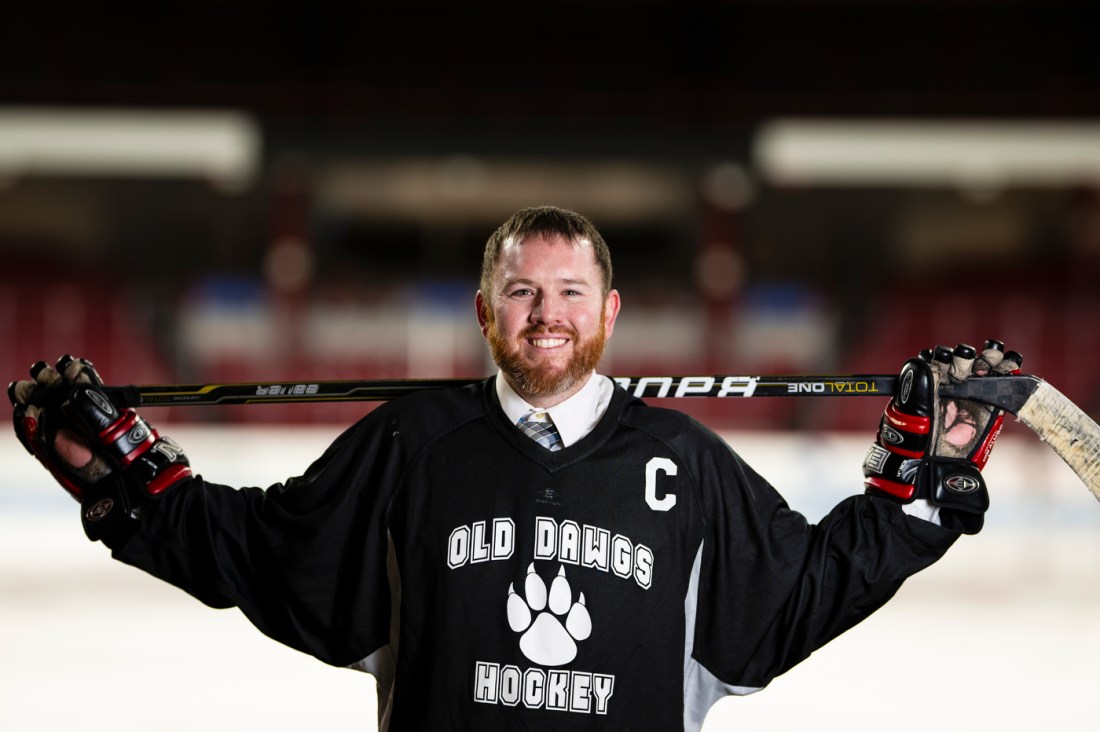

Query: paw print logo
[507,563,592,666]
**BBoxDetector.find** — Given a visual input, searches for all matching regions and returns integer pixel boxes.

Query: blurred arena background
[2,2,1099,730]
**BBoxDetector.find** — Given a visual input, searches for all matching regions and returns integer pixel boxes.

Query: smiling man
[10,206,1020,731]
[477,208,620,408]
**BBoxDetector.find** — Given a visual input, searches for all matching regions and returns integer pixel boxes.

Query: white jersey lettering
[475,661,615,715]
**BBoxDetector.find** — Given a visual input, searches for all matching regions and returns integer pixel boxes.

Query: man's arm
[10,355,399,668]
[688,451,959,692]
[690,339,1018,689]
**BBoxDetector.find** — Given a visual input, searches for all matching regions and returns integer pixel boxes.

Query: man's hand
[9,355,192,540]
[862,340,1023,534]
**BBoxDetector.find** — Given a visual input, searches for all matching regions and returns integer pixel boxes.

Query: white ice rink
[3,423,1099,731]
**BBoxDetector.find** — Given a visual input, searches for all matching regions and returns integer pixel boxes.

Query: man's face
[477,233,620,407]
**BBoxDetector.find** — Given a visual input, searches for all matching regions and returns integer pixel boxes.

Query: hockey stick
[103,373,1100,498]
[105,374,899,407]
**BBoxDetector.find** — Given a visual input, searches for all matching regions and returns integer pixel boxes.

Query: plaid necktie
[516,411,562,451]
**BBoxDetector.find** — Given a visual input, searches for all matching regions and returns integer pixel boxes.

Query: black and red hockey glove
[862,340,1022,534]
[9,355,191,542]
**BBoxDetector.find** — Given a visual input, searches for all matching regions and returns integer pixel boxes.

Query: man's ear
[475,290,490,337]
[603,289,621,339]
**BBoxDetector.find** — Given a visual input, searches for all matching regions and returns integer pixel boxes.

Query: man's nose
[531,292,563,323]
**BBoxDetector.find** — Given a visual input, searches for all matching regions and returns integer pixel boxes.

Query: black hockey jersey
[106,377,958,731]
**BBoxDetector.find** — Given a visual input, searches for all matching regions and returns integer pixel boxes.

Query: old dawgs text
[448,516,654,590]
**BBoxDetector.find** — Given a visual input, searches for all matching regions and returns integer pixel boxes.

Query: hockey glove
[862,340,1022,534]
[9,355,191,541]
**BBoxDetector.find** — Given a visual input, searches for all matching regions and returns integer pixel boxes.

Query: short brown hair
[480,206,613,296]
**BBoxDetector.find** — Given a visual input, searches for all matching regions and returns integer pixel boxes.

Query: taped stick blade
[1015,380,1100,501]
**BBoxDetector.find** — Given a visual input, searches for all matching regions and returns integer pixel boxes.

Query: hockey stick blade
[938,374,1100,499]
[1015,380,1100,501]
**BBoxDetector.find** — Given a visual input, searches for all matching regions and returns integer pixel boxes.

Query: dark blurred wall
[1,0,1098,429]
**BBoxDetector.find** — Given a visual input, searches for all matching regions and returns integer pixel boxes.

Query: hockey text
[474,662,615,714]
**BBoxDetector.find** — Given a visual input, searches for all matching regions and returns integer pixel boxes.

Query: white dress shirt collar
[495,370,614,448]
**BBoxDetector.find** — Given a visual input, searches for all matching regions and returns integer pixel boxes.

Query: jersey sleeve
[688,436,959,690]
[103,409,404,668]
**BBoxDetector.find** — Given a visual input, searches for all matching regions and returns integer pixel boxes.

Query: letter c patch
[645,457,678,512]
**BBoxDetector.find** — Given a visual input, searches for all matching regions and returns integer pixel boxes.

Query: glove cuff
[919,458,989,516]
[864,449,988,534]
[80,474,141,543]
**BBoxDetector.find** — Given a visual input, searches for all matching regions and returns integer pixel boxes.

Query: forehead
[495,233,599,281]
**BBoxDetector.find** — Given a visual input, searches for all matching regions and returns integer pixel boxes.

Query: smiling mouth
[529,337,569,349]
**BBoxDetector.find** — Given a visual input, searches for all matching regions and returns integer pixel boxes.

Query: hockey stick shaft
[107,374,900,408]
[109,373,1034,410]
[103,373,1100,497]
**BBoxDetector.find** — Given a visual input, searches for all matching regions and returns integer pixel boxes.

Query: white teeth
[531,338,567,348]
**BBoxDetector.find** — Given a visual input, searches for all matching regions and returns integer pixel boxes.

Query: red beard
[485,308,607,402]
